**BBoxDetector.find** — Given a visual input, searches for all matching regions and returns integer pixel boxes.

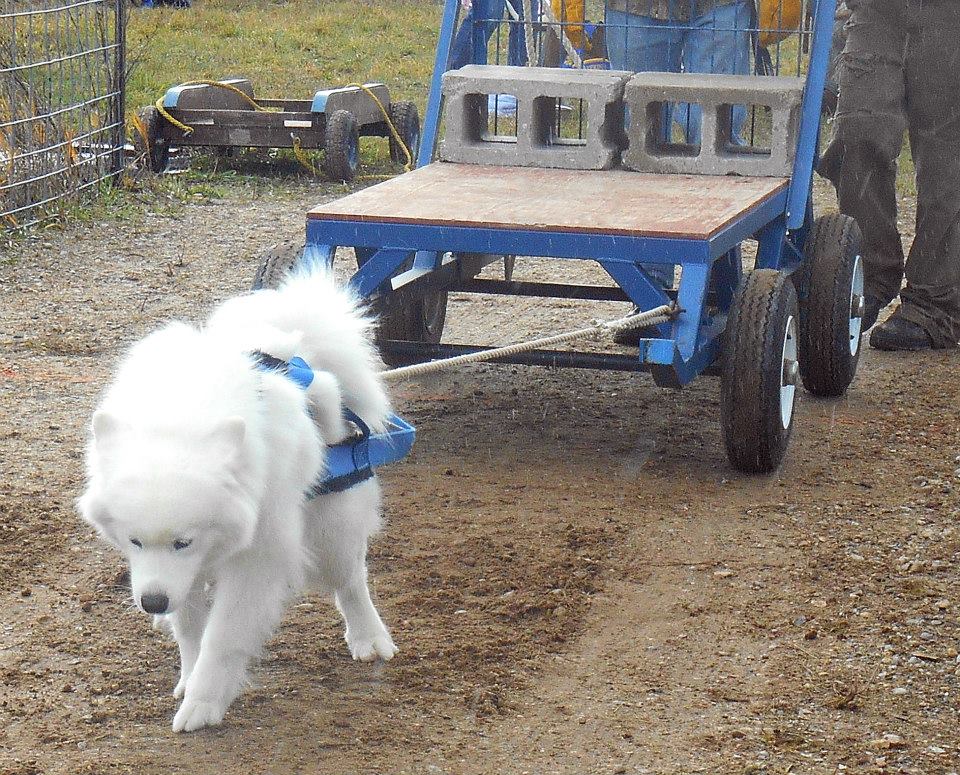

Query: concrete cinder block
[623,72,805,177]
[440,65,633,170]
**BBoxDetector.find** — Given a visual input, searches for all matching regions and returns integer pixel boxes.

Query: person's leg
[823,1,907,328]
[449,0,509,69]
[682,0,752,145]
[605,8,682,75]
[888,0,960,348]
[605,8,681,290]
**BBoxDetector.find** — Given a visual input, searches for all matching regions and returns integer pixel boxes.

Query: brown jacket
[605,0,728,22]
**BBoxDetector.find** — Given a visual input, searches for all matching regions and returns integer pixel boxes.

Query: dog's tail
[279,268,393,433]
[209,267,392,433]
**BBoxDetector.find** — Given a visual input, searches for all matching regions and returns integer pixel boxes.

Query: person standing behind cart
[604,0,753,146]
[449,0,540,69]
[606,0,751,335]
[448,0,542,115]
[818,0,960,350]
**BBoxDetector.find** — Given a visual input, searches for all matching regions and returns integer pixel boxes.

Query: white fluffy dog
[77,270,398,732]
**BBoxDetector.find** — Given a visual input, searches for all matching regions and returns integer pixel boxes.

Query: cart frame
[292,0,856,471]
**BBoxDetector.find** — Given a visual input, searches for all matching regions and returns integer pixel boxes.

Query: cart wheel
[387,101,420,166]
[252,240,303,290]
[721,269,800,474]
[798,213,865,397]
[323,110,360,182]
[132,106,169,173]
[357,253,447,347]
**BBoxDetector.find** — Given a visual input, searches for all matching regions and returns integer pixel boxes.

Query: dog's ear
[205,416,246,463]
[76,490,121,547]
[91,410,129,454]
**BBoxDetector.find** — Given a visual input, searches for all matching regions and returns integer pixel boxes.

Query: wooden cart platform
[308,162,789,241]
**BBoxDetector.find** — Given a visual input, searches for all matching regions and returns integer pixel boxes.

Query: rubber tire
[132,106,169,173]
[323,110,360,182]
[252,240,303,291]
[721,269,799,474]
[798,212,864,397]
[387,101,420,166]
[357,253,447,347]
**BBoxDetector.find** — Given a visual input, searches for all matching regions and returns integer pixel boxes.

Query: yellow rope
[345,82,414,174]
[291,135,320,176]
[154,79,277,136]
[129,110,151,160]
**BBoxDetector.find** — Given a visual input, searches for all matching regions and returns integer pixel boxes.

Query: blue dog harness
[250,351,415,496]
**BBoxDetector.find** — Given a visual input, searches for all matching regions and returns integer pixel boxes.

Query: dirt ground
[1,174,958,775]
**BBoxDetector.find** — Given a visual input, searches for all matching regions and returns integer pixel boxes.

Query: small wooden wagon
[133,78,420,181]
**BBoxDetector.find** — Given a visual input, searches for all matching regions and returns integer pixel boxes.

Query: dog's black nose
[140,593,169,614]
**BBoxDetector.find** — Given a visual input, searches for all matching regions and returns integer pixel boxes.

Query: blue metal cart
[271,0,863,473]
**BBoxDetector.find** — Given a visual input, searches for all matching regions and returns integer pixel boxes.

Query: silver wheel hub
[848,254,865,355]
[780,315,798,430]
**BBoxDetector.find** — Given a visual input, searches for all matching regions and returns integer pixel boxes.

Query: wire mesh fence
[1,0,125,230]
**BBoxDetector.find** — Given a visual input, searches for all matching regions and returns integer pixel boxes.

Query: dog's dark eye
[173,539,192,551]
[130,538,142,548]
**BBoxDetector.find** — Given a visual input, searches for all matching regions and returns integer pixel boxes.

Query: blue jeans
[606,1,751,288]
[449,0,540,69]
[605,2,752,145]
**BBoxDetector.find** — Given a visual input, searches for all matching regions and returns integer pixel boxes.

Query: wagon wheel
[721,269,800,474]
[132,106,169,173]
[357,253,447,350]
[798,213,865,397]
[252,240,303,290]
[386,101,420,166]
[323,110,360,182]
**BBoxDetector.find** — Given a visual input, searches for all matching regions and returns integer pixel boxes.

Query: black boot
[869,315,933,351]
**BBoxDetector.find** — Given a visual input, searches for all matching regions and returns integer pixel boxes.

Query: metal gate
[1,0,125,230]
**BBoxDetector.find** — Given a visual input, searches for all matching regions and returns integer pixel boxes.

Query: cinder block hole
[643,101,700,158]
[531,96,588,147]
[464,92,519,143]
[718,104,773,156]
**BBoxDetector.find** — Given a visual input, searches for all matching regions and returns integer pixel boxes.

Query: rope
[129,110,151,160]
[154,79,275,136]
[539,0,583,69]
[344,83,415,174]
[520,0,537,66]
[291,135,320,175]
[381,303,678,381]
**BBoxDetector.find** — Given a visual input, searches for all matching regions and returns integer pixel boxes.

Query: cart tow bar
[382,303,680,382]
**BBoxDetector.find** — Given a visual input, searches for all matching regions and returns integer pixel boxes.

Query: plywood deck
[308,163,789,241]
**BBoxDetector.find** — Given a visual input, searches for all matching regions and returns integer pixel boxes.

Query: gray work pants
[818,0,960,347]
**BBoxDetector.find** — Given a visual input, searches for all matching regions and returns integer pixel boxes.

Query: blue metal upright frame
[303,0,837,388]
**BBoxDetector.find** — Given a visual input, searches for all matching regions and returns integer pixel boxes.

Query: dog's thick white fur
[77,270,398,732]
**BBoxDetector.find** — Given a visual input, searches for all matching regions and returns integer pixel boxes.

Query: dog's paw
[347,631,398,662]
[172,697,227,733]
[173,674,188,699]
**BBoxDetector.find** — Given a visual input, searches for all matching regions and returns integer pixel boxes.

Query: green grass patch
[126,0,441,114]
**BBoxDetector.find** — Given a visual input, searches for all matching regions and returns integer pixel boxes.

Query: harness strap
[250,351,376,497]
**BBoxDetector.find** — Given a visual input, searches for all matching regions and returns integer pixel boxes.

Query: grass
[125,0,440,116]
[2,3,920,242]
